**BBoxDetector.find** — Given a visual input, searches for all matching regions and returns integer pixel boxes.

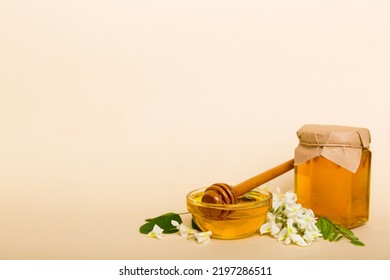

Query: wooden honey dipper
[201,159,294,217]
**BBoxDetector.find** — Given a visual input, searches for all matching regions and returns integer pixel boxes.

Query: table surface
[1,172,389,260]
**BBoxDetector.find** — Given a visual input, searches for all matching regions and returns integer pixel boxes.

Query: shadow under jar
[294,124,371,229]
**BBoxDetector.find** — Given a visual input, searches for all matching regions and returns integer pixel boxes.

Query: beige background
[1,0,389,259]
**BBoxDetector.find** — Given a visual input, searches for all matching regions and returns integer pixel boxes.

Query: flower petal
[260,221,272,234]
[171,220,179,228]
[291,233,308,247]
[194,231,212,244]
[284,192,297,204]
[147,224,164,239]
[270,223,281,236]
[277,227,287,241]
[178,224,194,238]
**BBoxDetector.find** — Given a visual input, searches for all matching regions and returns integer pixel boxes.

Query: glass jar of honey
[294,124,371,228]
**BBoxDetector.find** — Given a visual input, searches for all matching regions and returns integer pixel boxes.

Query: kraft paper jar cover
[294,124,371,173]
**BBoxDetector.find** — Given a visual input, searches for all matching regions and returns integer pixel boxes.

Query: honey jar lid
[294,124,371,173]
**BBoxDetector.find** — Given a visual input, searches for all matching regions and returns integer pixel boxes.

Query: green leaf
[323,225,333,240]
[336,225,354,236]
[191,219,201,231]
[347,235,360,241]
[335,235,343,241]
[139,212,182,234]
[316,216,365,247]
[315,218,326,235]
[350,240,365,246]
[334,224,359,240]
[329,232,340,242]
[316,217,335,240]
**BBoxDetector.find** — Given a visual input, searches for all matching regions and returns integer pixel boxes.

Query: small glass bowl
[186,187,272,239]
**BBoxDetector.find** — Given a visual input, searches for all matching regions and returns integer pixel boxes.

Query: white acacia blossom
[171,220,195,238]
[171,220,212,244]
[260,191,322,247]
[193,231,213,244]
[147,224,164,240]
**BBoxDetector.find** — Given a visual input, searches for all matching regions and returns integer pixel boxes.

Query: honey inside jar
[294,124,371,228]
[186,188,272,239]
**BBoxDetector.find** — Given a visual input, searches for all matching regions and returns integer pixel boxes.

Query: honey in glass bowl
[186,188,272,239]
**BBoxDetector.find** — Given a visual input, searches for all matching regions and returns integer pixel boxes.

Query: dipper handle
[200,159,295,218]
[202,159,295,206]
[233,159,295,196]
